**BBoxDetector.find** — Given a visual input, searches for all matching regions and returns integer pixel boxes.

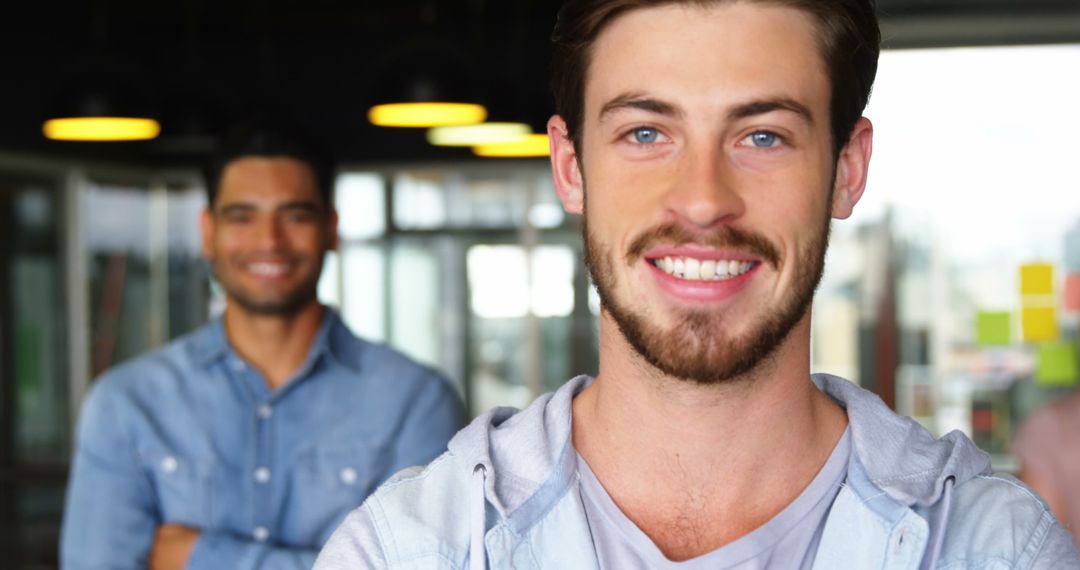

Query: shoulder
[329,323,453,396]
[348,453,473,567]
[1017,392,1080,436]
[938,473,1080,568]
[330,321,444,380]
[85,326,210,410]
[75,326,212,449]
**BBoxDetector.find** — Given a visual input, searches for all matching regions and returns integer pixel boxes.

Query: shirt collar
[191,307,347,371]
[192,317,230,368]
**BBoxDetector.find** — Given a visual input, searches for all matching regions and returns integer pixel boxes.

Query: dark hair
[204,124,335,208]
[550,0,880,158]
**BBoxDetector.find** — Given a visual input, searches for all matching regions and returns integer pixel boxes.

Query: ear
[200,208,215,259]
[831,117,873,220]
[326,208,340,251]
[548,115,585,215]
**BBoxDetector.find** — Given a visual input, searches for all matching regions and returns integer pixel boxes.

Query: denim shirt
[61,310,465,570]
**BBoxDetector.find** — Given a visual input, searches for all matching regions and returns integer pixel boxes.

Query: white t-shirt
[576,428,851,569]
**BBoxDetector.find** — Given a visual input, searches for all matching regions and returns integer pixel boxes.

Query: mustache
[625,223,781,268]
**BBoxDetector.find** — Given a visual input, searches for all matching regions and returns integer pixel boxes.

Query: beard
[584,207,831,385]
[211,254,323,316]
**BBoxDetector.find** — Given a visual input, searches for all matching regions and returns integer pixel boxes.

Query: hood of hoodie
[447,372,991,530]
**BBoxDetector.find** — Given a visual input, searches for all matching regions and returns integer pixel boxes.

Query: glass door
[0,174,68,569]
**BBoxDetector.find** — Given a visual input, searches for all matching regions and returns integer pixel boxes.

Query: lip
[641,247,761,303]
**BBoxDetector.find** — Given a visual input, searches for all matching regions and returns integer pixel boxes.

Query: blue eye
[748,131,778,148]
[631,127,659,144]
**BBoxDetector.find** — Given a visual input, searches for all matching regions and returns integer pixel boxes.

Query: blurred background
[2,0,1079,567]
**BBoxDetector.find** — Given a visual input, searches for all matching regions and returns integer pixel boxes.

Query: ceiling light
[368,102,486,128]
[43,117,161,141]
[472,134,550,158]
[427,122,530,146]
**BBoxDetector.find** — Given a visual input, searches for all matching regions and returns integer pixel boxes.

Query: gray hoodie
[315,374,1080,569]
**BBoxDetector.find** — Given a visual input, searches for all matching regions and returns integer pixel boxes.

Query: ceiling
[1,0,1077,168]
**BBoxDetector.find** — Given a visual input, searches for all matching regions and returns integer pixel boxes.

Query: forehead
[585,3,828,117]
[217,156,321,206]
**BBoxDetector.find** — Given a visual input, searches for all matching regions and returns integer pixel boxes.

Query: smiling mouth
[649,256,756,281]
[246,261,294,277]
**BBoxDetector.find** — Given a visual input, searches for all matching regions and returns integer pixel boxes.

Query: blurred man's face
[201,156,337,316]
[551,3,866,382]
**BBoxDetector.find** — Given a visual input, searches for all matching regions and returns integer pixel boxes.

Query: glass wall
[330,164,598,416]
[0,173,68,567]
[0,164,208,568]
[811,45,1080,467]
[82,178,207,377]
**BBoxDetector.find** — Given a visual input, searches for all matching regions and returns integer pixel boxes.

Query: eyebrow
[217,201,324,215]
[277,201,323,214]
[727,98,814,126]
[598,92,684,122]
[597,93,815,126]
[218,203,255,216]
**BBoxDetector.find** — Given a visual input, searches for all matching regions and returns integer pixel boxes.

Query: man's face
[201,156,337,316]
[550,3,869,383]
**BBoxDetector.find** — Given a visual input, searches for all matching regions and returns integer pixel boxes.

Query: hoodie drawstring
[470,464,488,570]
[921,475,955,570]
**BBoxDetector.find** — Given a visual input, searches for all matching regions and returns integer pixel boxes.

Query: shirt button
[252,526,269,542]
[340,467,358,485]
[253,466,271,483]
[160,456,178,474]
[230,358,246,372]
[257,404,273,419]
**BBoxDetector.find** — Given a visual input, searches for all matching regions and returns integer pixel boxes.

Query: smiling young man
[314,1,1080,568]
[61,127,465,570]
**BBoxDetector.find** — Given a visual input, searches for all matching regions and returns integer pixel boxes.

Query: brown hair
[550,0,880,158]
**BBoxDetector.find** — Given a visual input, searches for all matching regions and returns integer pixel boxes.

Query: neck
[573,310,847,560]
[222,300,325,389]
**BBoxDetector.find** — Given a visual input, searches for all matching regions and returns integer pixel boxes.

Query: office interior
[2,0,1079,567]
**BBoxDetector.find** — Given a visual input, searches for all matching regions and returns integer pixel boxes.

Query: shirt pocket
[287,441,390,541]
[137,443,212,527]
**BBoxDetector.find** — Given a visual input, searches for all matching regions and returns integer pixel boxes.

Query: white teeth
[700,259,716,280]
[249,262,290,276]
[684,258,701,279]
[651,256,754,281]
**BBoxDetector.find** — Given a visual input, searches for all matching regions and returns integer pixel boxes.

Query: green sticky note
[1022,305,1058,342]
[1036,342,1079,386]
[975,311,1011,346]
[1020,263,1054,296]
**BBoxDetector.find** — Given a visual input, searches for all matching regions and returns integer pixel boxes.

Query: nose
[662,141,745,228]
[255,215,286,251]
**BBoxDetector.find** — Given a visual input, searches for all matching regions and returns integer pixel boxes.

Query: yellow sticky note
[1021,305,1058,342]
[975,311,1011,346]
[1020,263,1054,296]
[1036,342,1078,386]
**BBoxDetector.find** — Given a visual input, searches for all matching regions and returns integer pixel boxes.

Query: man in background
[314,1,1080,568]
[61,126,464,569]
[1013,391,1080,546]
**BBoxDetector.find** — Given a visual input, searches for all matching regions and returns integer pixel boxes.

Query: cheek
[586,161,670,221]
[215,230,247,253]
